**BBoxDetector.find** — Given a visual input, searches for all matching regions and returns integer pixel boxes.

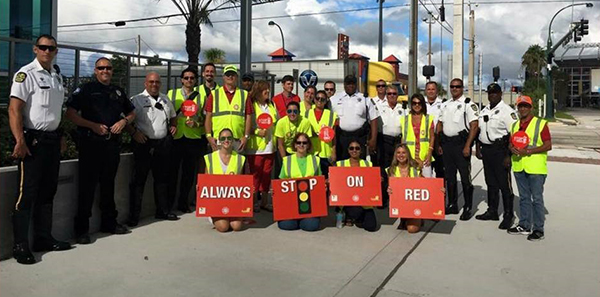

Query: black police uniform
[66,81,134,237]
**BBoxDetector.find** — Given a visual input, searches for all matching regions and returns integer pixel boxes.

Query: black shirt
[66,81,134,133]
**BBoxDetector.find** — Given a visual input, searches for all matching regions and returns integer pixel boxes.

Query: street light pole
[268,21,285,54]
[545,2,593,119]
[378,0,385,61]
[408,0,418,95]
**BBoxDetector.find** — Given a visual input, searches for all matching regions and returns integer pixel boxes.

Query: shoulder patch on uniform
[470,104,478,112]
[116,89,122,97]
[73,87,81,95]
[14,72,27,83]
[511,113,517,120]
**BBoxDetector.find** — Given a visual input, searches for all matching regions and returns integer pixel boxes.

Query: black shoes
[100,223,130,235]
[76,234,92,245]
[498,216,513,230]
[527,230,545,241]
[459,208,473,221]
[126,218,139,227]
[32,240,72,252]
[445,204,459,215]
[13,242,36,265]
[507,225,531,235]
[178,207,193,214]
[475,211,499,221]
[155,213,180,221]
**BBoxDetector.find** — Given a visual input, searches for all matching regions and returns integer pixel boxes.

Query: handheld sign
[329,167,382,206]
[257,113,274,129]
[388,177,445,220]
[196,174,254,217]
[181,100,199,117]
[319,126,335,143]
[511,131,530,149]
[271,176,328,221]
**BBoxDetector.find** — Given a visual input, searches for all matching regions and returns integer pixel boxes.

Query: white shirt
[426,96,444,129]
[249,102,275,155]
[131,90,176,139]
[330,92,380,131]
[376,100,404,137]
[10,59,64,131]
[439,95,479,137]
[478,101,518,145]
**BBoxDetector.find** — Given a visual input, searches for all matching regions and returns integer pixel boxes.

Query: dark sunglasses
[295,141,308,145]
[287,109,299,115]
[348,146,361,151]
[450,85,463,89]
[411,101,422,106]
[386,92,398,96]
[316,96,328,102]
[182,76,195,80]
[376,84,386,88]
[224,73,237,77]
[36,45,57,52]
[96,66,113,71]
[219,136,233,141]
[324,88,335,91]
[154,102,164,110]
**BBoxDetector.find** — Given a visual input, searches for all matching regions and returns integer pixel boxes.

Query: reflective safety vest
[246,101,278,152]
[387,166,420,177]
[510,117,548,175]
[335,159,371,167]
[204,151,245,175]
[300,101,314,118]
[282,154,320,178]
[168,87,207,139]
[400,114,433,161]
[307,108,337,158]
[210,87,247,139]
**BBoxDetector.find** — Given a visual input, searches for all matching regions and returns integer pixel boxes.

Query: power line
[60,37,137,45]
[140,37,159,56]
[419,0,454,35]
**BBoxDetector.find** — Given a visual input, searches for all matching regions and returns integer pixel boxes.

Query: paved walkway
[1,158,599,297]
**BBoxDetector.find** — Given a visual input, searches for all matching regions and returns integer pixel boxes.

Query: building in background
[555,45,600,108]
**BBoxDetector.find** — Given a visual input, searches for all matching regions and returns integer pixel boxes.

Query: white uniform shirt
[330,92,379,131]
[439,95,479,137]
[376,100,404,137]
[478,101,518,145]
[251,103,275,155]
[10,59,64,131]
[426,96,444,129]
[131,90,176,139]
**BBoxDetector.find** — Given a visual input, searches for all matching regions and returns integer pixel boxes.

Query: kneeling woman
[204,128,246,232]
[278,133,321,231]
[387,144,422,233]
[335,141,377,232]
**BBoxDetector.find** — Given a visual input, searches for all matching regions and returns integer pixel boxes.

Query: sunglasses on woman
[295,141,308,145]
[315,96,328,102]
[287,109,299,115]
[411,101,422,106]
[219,136,233,141]
[348,146,361,151]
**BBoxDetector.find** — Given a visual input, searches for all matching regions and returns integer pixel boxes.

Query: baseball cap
[242,72,254,81]
[516,95,533,106]
[487,83,502,93]
[223,65,238,75]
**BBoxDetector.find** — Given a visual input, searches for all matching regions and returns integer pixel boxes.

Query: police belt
[481,135,509,148]
[441,130,468,145]
[338,122,369,137]
[80,129,121,142]
[24,129,61,143]
[380,133,401,145]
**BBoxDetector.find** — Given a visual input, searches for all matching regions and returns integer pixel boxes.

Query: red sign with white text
[329,167,382,206]
[181,100,199,117]
[196,174,254,217]
[272,176,328,221]
[257,113,274,129]
[511,131,530,149]
[319,126,335,143]
[388,177,445,220]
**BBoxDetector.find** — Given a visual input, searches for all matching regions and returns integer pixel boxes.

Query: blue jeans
[514,171,546,232]
[278,218,320,231]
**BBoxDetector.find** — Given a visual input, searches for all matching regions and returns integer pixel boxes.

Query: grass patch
[555,111,575,120]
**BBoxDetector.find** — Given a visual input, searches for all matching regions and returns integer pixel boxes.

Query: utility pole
[425,12,434,65]
[408,0,418,95]
[240,1,252,77]
[478,52,483,109]
[448,55,453,96]
[468,8,475,99]
[452,0,464,80]
[440,17,443,91]
[137,35,141,66]
[378,0,385,61]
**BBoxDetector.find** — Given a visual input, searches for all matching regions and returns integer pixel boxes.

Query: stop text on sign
[280,178,318,193]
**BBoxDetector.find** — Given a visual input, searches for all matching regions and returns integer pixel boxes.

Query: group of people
[8,34,551,266]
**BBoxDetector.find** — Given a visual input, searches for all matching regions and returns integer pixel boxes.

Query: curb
[555,117,579,126]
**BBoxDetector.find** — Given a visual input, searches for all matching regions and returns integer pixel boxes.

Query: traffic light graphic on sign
[297,179,312,214]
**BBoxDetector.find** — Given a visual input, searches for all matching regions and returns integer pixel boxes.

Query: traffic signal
[579,19,589,36]
[296,179,312,214]
[574,30,582,43]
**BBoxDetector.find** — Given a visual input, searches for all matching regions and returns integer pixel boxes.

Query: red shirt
[204,85,253,115]
[272,92,301,118]
[412,118,435,156]
[519,116,551,142]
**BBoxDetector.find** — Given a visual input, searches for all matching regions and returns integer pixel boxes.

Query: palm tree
[203,48,226,63]
[168,0,236,69]
[521,44,546,80]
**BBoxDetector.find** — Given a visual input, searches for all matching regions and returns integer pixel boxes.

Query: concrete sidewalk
[1,159,599,297]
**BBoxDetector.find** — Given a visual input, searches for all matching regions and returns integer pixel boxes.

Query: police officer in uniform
[126,72,179,227]
[475,83,517,229]
[9,34,71,264]
[436,78,479,220]
[330,75,379,160]
[66,57,136,244]
[425,81,445,178]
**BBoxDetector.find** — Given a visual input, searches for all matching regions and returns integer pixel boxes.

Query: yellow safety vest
[210,87,247,139]
[282,154,320,178]
[400,114,433,161]
[307,109,337,158]
[300,101,314,118]
[387,166,420,177]
[246,101,278,152]
[510,117,548,174]
[168,88,207,139]
[204,151,245,175]
[335,159,372,167]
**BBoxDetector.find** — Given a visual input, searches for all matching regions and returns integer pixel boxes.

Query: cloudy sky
[56,0,600,88]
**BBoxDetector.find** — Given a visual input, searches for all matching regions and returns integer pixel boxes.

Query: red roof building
[268,47,296,62]
[383,54,402,79]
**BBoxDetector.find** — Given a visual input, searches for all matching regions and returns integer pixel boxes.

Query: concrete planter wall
[0,153,162,260]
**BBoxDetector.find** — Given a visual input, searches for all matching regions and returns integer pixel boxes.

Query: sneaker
[507,225,531,235]
[527,230,544,241]
[498,216,513,230]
